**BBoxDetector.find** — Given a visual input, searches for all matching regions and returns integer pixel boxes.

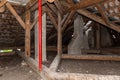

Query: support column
[68,15,89,54]
[49,12,62,71]
[35,11,47,62]
[25,11,31,57]
[57,13,62,55]
[35,10,38,61]
[101,26,112,47]
[42,13,47,62]
[96,24,101,49]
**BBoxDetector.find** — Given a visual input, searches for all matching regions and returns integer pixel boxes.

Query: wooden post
[49,12,62,71]
[57,12,62,55]
[25,11,31,57]
[96,24,101,49]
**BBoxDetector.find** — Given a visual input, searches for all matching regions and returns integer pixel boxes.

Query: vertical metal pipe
[38,0,42,71]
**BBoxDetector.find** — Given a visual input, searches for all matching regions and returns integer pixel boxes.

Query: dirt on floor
[45,52,120,75]
[0,54,42,80]
[58,59,120,75]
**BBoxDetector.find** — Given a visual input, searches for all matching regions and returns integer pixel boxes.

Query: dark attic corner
[1,0,120,80]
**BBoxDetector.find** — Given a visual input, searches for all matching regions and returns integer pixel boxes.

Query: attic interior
[1,0,120,80]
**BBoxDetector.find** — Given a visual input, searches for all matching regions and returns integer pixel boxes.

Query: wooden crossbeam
[44,6,58,30]
[62,11,75,31]
[30,16,38,30]
[54,0,64,14]
[60,1,120,32]
[46,2,57,16]
[68,0,106,11]
[62,54,120,61]
[77,9,120,32]
[26,0,37,10]
[6,2,26,29]
[81,48,120,54]
[95,4,110,25]
[48,11,75,40]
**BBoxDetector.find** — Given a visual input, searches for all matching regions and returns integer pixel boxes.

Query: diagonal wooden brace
[6,2,26,29]
[0,0,7,8]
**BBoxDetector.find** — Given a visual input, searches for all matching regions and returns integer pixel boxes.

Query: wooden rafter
[0,0,7,8]
[60,1,120,32]
[68,0,106,11]
[26,0,38,10]
[62,11,75,31]
[54,0,64,14]
[67,0,73,5]
[95,4,110,25]
[30,16,38,30]
[46,2,57,16]
[44,6,58,30]
[77,9,120,32]
[48,11,75,40]
[6,2,26,29]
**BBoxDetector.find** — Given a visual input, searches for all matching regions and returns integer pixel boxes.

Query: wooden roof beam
[60,1,120,32]
[0,0,7,7]
[54,0,64,14]
[95,4,110,25]
[44,6,58,30]
[6,2,26,29]
[68,0,106,11]
[77,9,120,32]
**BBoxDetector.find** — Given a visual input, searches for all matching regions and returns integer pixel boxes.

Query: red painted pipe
[38,0,42,71]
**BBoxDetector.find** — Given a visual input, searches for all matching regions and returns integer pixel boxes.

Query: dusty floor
[46,52,120,75]
[58,59,120,75]
[0,54,42,80]
[45,52,120,75]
